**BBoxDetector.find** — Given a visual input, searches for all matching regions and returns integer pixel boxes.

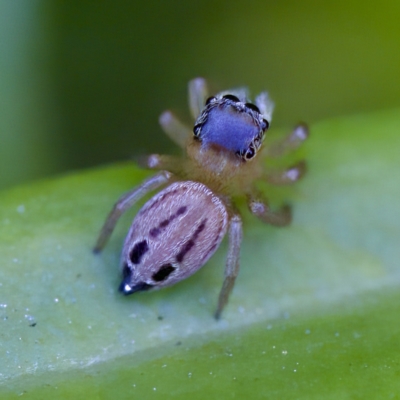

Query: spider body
[94,78,308,319]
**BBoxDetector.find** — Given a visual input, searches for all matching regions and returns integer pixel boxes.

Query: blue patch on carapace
[197,104,260,153]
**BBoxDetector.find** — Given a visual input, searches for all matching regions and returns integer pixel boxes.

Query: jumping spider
[94,78,309,319]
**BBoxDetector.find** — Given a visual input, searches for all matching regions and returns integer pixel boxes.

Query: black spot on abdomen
[176,206,187,216]
[152,264,176,282]
[148,205,188,238]
[175,219,207,263]
[149,228,161,238]
[122,262,132,279]
[176,240,195,263]
[130,240,149,264]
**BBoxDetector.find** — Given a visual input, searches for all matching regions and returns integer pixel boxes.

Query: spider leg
[188,77,209,119]
[159,111,192,148]
[264,160,307,185]
[93,171,172,253]
[248,193,292,227]
[140,154,184,174]
[215,214,243,320]
[255,92,274,123]
[267,123,309,158]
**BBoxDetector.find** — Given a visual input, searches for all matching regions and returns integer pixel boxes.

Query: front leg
[188,77,209,119]
[159,111,192,149]
[215,214,243,320]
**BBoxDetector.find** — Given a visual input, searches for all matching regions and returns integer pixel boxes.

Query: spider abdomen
[120,180,228,294]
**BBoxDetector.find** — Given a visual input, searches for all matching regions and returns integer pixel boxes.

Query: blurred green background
[1,0,400,190]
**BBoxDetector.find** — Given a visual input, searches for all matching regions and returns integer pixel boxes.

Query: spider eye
[245,103,260,113]
[205,96,216,105]
[235,145,257,161]
[261,119,270,131]
[244,146,256,160]
[253,136,261,148]
[223,94,240,102]
[193,123,202,137]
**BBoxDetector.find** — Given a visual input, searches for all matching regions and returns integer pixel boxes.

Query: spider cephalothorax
[94,78,308,319]
[193,93,270,161]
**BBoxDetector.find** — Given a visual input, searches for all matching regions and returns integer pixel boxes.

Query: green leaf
[1,108,400,398]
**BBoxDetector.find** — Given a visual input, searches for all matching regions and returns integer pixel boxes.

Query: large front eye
[244,146,256,160]
[261,119,270,131]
